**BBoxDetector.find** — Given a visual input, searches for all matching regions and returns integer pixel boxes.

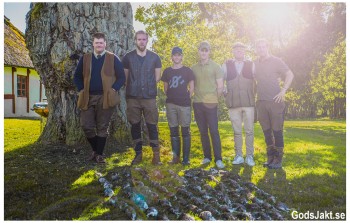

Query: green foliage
[136,3,345,119]
[310,38,345,118]
[282,3,345,119]
[4,119,346,219]
[136,3,235,68]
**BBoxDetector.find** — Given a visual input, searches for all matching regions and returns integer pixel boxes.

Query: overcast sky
[4,2,150,34]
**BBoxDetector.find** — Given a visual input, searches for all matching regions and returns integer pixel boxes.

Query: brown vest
[225,60,255,108]
[78,51,119,110]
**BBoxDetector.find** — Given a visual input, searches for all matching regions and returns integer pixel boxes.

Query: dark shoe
[88,151,96,161]
[268,147,284,169]
[182,136,191,165]
[263,145,276,167]
[182,161,190,166]
[131,142,143,165]
[152,147,162,165]
[168,156,180,164]
[95,155,106,164]
[131,152,143,165]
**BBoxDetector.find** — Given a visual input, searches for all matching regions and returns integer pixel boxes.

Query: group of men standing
[74,30,294,170]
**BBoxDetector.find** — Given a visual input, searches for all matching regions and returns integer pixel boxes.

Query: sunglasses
[200,48,209,52]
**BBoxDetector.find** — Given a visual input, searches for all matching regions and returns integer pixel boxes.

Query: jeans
[193,103,222,161]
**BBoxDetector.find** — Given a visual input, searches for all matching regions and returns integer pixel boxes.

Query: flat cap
[232,42,246,49]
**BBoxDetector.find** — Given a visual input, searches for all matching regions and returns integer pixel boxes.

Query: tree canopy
[136,2,346,119]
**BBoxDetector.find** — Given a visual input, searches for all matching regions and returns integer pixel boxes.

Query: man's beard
[137,45,146,52]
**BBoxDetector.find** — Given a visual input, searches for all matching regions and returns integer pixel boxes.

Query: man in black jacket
[122,30,162,165]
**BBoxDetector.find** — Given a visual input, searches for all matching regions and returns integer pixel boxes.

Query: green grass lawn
[4,119,346,220]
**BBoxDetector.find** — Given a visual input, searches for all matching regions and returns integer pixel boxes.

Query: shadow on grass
[256,168,346,216]
[4,140,129,220]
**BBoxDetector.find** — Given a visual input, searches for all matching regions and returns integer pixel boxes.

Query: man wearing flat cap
[161,47,195,165]
[222,42,256,167]
[192,41,225,169]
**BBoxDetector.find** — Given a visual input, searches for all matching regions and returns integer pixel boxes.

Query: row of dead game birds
[97,167,291,220]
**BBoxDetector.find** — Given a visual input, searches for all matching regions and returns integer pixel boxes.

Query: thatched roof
[4,16,34,68]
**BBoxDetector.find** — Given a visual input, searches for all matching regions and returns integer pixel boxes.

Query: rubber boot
[168,137,181,164]
[182,136,191,165]
[152,147,162,165]
[87,136,97,161]
[268,147,284,169]
[95,136,107,163]
[263,145,276,167]
[131,142,143,165]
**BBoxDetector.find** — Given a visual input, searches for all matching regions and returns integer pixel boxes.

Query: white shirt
[93,50,106,59]
[234,60,244,75]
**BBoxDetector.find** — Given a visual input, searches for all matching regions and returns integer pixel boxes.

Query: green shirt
[192,59,224,103]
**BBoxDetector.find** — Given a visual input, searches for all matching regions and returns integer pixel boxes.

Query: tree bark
[25,3,134,145]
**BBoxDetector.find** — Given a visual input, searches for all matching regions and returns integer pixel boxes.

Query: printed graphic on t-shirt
[169,75,185,89]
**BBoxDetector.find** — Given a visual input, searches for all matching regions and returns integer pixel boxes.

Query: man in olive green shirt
[192,41,225,169]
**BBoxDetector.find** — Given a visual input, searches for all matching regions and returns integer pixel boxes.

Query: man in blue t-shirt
[161,47,195,165]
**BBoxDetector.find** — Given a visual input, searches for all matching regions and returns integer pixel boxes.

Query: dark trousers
[80,95,114,138]
[193,103,222,161]
[256,100,285,147]
[127,98,159,148]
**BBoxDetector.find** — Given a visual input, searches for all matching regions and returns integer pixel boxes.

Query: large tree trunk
[25,3,134,145]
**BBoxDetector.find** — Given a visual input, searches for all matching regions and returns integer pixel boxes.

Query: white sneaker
[202,158,211,165]
[232,155,244,165]
[216,160,225,169]
[245,155,255,166]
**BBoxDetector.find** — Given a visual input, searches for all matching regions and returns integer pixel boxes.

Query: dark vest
[125,50,159,99]
[225,60,255,108]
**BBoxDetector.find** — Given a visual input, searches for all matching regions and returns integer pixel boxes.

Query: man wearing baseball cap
[161,46,195,165]
[192,41,225,169]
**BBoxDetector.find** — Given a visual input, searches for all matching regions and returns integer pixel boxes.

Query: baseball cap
[198,41,211,50]
[171,46,183,55]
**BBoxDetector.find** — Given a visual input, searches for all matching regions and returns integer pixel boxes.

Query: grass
[4,119,346,220]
